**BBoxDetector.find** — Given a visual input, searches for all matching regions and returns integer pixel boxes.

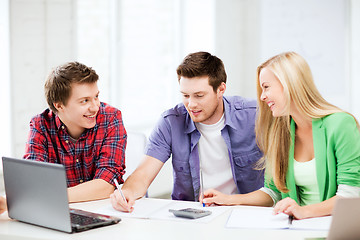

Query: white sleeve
[336,184,360,197]
[259,187,282,206]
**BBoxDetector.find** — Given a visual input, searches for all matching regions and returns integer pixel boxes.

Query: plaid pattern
[24,102,127,187]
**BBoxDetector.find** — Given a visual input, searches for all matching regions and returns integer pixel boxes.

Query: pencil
[200,170,205,207]
[114,178,127,203]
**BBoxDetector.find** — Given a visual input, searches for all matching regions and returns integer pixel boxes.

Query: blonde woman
[202,52,360,220]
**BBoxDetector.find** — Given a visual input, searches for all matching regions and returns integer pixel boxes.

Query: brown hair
[176,51,227,92]
[44,62,99,113]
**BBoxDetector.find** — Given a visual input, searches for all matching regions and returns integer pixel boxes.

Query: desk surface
[0,198,328,240]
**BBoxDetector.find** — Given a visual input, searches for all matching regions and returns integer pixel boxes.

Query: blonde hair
[255,52,353,192]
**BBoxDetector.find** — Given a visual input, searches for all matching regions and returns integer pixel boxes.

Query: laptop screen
[3,157,73,232]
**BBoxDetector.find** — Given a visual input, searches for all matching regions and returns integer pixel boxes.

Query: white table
[0,198,328,240]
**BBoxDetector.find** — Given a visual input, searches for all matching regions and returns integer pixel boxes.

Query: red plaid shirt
[24,102,127,187]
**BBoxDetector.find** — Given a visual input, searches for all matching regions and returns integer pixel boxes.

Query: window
[76,0,183,132]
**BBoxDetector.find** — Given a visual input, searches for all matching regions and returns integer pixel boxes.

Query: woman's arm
[201,189,274,207]
[273,196,338,219]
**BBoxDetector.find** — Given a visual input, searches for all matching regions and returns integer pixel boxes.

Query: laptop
[2,156,121,233]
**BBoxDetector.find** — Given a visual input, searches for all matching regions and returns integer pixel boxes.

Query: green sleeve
[264,169,281,195]
[329,113,360,186]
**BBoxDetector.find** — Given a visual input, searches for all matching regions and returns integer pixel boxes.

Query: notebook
[2,156,121,233]
[225,205,331,230]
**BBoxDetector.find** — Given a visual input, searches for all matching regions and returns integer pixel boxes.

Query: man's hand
[110,189,135,212]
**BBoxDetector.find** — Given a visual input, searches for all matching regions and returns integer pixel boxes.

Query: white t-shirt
[293,158,320,205]
[195,114,238,195]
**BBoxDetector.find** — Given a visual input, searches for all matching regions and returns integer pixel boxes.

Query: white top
[293,158,320,205]
[195,114,238,195]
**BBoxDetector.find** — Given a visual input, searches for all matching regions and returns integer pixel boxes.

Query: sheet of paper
[94,198,173,219]
[226,206,290,229]
[95,198,229,223]
[290,216,332,231]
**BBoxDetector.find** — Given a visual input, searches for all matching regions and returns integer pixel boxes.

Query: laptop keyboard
[70,213,106,226]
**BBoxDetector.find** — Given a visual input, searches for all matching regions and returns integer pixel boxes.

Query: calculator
[169,208,212,219]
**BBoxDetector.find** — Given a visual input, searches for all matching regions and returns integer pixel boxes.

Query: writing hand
[110,189,135,213]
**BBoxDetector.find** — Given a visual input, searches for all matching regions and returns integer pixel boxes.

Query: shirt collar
[223,96,237,130]
[54,112,92,138]
[184,113,197,134]
[54,113,64,130]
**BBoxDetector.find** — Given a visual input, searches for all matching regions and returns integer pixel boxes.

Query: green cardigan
[265,112,360,204]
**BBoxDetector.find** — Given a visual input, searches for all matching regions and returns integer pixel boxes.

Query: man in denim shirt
[111,52,263,212]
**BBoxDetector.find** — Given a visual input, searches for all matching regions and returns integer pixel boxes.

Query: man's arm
[67,179,114,203]
[89,108,126,202]
[110,155,164,212]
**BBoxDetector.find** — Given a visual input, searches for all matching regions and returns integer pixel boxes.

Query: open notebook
[226,205,331,230]
[226,197,360,240]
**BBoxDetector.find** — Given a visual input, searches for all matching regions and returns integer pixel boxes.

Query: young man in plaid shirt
[23,62,127,202]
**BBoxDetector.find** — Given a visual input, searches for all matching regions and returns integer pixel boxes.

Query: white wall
[0,0,10,194]
[350,0,360,119]
[0,0,11,161]
[9,0,75,158]
[215,0,261,98]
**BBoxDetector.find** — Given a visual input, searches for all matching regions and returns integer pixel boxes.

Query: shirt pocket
[171,160,194,200]
[233,150,263,181]
[172,160,192,176]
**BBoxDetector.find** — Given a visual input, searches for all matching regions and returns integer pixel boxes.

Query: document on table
[95,198,230,223]
[226,206,332,230]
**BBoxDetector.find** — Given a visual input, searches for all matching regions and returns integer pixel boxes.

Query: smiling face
[54,82,100,139]
[259,67,287,117]
[179,76,226,125]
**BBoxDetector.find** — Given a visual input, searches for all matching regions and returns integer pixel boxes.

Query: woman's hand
[0,196,7,214]
[273,197,310,220]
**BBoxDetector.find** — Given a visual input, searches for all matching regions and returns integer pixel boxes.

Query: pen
[200,169,205,207]
[114,178,127,204]
[288,215,294,225]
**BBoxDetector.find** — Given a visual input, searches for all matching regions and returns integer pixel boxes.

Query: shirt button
[76,159,79,163]
[62,126,65,129]
[80,179,83,183]
[65,140,69,143]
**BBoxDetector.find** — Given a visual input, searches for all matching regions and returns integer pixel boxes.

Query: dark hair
[176,51,227,92]
[44,62,98,113]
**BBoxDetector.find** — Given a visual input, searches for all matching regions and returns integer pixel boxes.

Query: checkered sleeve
[23,117,49,162]
[94,109,127,185]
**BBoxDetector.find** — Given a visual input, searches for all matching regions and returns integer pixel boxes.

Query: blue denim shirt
[145,96,264,201]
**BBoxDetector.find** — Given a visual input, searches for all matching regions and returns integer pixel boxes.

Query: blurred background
[1,0,359,197]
